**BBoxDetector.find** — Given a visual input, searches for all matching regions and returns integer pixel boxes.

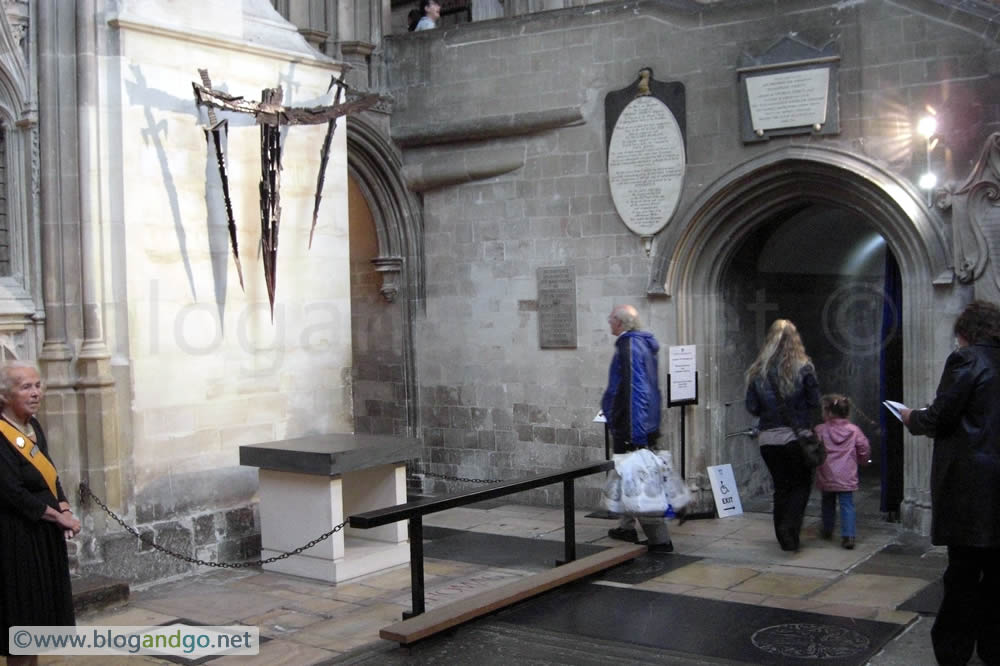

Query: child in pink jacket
[815,394,871,549]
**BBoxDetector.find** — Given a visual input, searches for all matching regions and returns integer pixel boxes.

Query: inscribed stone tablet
[745,68,829,132]
[537,266,577,349]
[607,96,685,237]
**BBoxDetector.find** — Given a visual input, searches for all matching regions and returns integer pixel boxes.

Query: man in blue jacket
[601,304,673,552]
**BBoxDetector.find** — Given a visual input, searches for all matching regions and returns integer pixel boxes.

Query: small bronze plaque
[537,266,577,349]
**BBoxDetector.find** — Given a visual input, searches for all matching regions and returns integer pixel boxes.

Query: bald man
[601,304,672,552]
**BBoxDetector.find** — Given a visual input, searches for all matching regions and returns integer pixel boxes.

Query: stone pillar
[288,0,329,52]
[472,0,505,21]
[36,0,82,500]
[76,0,122,518]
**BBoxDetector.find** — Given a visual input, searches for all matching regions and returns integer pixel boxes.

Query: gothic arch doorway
[346,117,424,436]
[656,145,951,533]
[719,208,904,522]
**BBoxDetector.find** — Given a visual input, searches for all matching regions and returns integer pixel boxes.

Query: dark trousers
[760,444,813,551]
[932,545,1000,665]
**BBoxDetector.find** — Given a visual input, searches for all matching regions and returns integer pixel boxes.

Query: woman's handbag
[795,428,827,468]
[767,374,826,469]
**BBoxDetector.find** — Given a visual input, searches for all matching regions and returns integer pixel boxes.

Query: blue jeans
[821,491,856,537]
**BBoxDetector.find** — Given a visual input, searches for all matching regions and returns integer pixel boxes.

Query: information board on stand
[667,345,697,484]
[667,345,697,406]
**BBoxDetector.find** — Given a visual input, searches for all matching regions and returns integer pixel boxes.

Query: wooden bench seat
[379,543,647,645]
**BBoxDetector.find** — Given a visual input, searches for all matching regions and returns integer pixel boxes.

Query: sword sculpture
[198,69,245,290]
[310,72,348,249]
[192,71,378,317]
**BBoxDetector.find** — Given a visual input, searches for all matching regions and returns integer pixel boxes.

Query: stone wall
[383,0,1000,509]
[349,176,410,436]
[76,1,352,578]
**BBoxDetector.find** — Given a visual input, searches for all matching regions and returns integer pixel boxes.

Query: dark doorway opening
[720,204,903,524]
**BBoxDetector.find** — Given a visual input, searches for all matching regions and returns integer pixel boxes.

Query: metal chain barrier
[418,471,504,484]
[79,483,347,569]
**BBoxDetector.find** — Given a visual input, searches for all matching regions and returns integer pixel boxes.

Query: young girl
[815,394,871,549]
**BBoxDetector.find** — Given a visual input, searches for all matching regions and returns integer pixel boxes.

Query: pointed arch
[654,144,952,534]
[0,10,40,349]
[346,116,424,435]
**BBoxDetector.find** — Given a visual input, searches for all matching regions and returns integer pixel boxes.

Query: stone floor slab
[653,561,759,588]
[496,581,904,665]
[730,572,829,598]
[130,589,287,625]
[811,573,930,608]
[205,637,336,665]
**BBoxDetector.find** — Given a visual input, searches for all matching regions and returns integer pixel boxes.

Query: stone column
[76,0,122,517]
[36,0,82,500]
[288,0,328,51]
[36,0,72,366]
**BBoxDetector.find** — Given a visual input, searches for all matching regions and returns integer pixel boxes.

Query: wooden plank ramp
[380,543,647,645]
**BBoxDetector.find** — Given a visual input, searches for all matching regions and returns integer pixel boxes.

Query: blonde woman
[745,319,821,551]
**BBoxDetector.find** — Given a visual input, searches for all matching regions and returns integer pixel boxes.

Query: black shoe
[842,536,855,550]
[820,529,833,540]
[608,527,639,543]
[647,541,674,553]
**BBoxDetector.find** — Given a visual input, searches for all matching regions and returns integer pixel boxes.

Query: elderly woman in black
[745,319,821,552]
[0,362,80,666]
[902,300,1000,666]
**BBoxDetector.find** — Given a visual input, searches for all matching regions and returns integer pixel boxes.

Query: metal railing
[349,460,614,618]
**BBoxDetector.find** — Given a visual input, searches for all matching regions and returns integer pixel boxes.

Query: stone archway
[346,116,424,436]
[653,145,952,534]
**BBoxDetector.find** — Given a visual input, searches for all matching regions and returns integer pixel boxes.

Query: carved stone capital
[372,256,403,303]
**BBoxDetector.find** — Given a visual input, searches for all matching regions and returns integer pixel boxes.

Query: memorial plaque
[737,35,840,143]
[607,95,686,238]
[537,266,577,349]
[745,68,829,132]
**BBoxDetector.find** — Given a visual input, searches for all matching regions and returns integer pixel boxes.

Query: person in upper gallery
[409,0,441,31]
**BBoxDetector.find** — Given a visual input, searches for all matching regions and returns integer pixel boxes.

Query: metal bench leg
[558,478,576,565]
[402,516,425,619]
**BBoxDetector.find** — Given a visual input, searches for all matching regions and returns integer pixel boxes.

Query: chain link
[418,471,504,484]
[79,483,347,569]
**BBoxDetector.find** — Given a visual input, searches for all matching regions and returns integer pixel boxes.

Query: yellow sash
[0,419,58,500]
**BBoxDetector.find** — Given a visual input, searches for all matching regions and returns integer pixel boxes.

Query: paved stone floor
[16,504,985,665]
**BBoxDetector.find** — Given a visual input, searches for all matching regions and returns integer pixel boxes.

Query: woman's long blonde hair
[745,319,813,397]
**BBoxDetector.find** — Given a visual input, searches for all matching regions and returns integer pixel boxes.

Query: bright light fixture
[917,115,937,139]
[919,172,938,190]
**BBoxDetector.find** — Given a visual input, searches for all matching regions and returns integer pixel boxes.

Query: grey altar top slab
[239,433,421,477]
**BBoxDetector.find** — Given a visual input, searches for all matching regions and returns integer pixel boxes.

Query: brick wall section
[384,0,1000,507]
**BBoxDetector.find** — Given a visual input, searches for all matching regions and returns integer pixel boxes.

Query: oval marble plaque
[607,95,685,237]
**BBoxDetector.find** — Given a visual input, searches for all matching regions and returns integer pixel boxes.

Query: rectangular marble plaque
[537,266,577,349]
[745,67,829,132]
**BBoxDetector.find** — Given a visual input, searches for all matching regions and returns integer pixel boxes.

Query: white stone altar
[240,433,420,583]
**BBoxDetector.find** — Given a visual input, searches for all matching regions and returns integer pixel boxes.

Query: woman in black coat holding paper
[902,300,1000,666]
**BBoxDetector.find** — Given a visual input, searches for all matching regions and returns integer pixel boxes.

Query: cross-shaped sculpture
[193,70,377,316]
